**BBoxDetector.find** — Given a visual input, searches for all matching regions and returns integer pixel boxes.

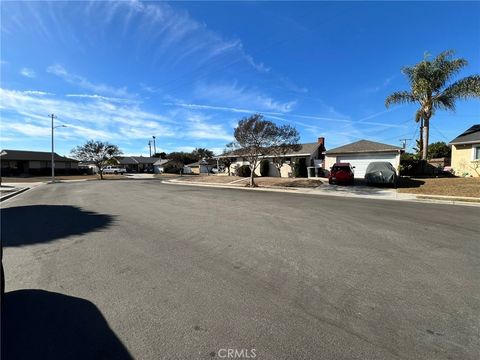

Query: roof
[449,124,480,145]
[325,140,401,154]
[153,159,175,166]
[0,149,78,162]
[115,157,138,165]
[186,158,217,167]
[115,156,159,165]
[130,156,158,164]
[218,142,320,158]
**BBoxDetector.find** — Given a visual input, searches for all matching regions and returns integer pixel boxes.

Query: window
[474,146,480,160]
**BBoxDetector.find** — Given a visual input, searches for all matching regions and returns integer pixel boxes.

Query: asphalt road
[1,180,479,360]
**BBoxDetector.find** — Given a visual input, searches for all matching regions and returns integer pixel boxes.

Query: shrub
[260,160,270,176]
[237,165,251,177]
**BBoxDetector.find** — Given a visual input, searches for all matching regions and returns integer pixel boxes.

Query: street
[1,180,479,360]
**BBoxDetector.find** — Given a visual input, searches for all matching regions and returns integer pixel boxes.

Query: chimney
[317,137,325,148]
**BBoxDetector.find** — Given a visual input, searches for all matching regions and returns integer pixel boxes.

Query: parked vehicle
[364,162,398,187]
[328,163,355,185]
[101,166,127,175]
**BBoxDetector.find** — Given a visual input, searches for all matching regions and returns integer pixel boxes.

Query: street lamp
[50,113,67,184]
[152,136,156,156]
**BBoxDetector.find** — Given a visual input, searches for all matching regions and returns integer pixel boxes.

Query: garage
[338,153,398,178]
[325,140,402,178]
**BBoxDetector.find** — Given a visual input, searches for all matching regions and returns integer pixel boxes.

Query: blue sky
[1,1,479,156]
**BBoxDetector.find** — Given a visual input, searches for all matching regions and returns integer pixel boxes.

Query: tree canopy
[71,140,122,179]
[227,113,300,187]
[385,50,480,160]
[427,141,451,159]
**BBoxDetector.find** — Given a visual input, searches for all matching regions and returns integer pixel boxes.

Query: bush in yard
[237,165,251,177]
[260,160,270,176]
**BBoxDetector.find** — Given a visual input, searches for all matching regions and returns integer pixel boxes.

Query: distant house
[185,158,218,174]
[324,140,402,178]
[113,156,159,173]
[0,149,79,176]
[153,159,183,174]
[217,137,326,177]
[449,125,480,177]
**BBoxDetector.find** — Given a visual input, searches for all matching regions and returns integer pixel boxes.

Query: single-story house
[113,156,159,173]
[0,149,79,176]
[217,137,326,177]
[153,159,183,174]
[449,124,480,177]
[325,140,402,178]
[185,158,218,174]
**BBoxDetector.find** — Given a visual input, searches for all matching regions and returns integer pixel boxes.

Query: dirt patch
[397,177,480,198]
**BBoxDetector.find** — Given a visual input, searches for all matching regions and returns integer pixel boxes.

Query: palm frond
[385,91,417,108]
[433,93,456,112]
[444,75,480,100]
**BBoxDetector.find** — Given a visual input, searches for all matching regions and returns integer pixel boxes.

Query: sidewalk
[163,178,480,206]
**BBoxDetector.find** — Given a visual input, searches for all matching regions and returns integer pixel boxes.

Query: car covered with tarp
[364,162,398,187]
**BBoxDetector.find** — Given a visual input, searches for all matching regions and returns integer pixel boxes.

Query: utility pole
[50,113,57,183]
[148,140,152,157]
[152,136,156,156]
[50,114,67,184]
[400,138,411,150]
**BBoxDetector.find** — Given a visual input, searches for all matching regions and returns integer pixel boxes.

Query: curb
[0,187,30,202]
[163,179,480,207]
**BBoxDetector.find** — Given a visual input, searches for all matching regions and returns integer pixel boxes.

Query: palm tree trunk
[422,117,430,160]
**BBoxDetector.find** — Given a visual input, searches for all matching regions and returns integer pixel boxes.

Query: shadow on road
[1,289,132,360]
[1,205,115,247]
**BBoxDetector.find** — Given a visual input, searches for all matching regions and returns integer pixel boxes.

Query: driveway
[2,181,479,359]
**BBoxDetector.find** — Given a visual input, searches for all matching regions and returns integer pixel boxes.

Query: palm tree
[385,50,480,160]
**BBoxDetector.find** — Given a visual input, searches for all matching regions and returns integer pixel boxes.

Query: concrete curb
[0,187,30,202]
[163,179,480,207]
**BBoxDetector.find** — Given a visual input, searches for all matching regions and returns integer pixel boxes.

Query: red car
[328,162,355,185]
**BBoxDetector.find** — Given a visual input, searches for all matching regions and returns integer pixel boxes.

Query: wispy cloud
[194,82,297,113]
[22,90,54,96]
[364,75,396,94]
[0,88,173,141]
[96,0,270,74]
[20,67,36,78]
[47,64,134,98]
[65,93,137,103]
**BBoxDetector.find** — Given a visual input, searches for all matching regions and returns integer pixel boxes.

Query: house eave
[325,149,401,155]
[449,140,480,146]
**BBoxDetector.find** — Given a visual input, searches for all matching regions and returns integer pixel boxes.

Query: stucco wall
[451,144,480,177]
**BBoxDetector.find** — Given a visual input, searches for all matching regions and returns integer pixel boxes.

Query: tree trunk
[99,169,104,180]
[249,159,257,187]
[422,117,430,160]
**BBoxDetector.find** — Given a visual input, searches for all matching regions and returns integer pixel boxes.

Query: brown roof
[0,149,78,162]
[325,140,401,154]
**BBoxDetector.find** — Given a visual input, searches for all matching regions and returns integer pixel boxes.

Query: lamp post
[152,136,156,156]
[50,113,67,184]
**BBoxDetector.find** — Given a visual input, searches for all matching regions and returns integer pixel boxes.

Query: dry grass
[174,175,244,184]
[173,175,322,188]
[397,177,480,198]
[253,177,322,188]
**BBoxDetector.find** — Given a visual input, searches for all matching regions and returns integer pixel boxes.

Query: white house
[324,140,402,178]
[217,137,326,177]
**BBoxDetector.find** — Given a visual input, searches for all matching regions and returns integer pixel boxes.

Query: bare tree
[269,125,301,176]
[228,114,300,187]
[71,140,122,179]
